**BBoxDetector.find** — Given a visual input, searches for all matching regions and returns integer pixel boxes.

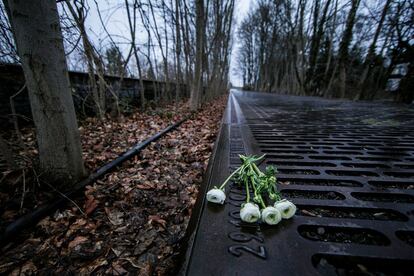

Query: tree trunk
[125,0,146,109]
[306,0,332,94]
[65,0,108,120]
[337,0,360,98]
[5,0,85,185]
[175,0,182,103]
[189,0,204,110]
[355,0,391,100]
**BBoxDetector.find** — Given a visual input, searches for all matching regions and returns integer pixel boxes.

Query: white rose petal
[274,199,296,219]
[261,206,282,225]
[206,188,226,204]
[240,203,261,223]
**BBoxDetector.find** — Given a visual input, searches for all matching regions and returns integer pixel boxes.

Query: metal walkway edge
[181,90,414,276]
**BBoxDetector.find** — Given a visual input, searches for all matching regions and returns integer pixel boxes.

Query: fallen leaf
[68,236,88,249]
[84,195,99,215]
[148,215,167,228]
[105,207,124,226]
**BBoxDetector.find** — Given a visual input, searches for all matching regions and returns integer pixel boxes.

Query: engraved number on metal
[229,193,246,201]
[229,210,240,219]
[227,200,242,207]
[228,245,267,260]
[228,219,241,227]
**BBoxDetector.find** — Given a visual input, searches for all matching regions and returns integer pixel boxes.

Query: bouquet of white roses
[206,154,296,225]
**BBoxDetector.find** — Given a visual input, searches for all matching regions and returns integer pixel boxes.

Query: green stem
[269,190,281,202]
[259,196,266,209]
[252,163,264,177]
[245,177,250,203]
[250,174,266,209]
[270,185,281,202]
[219,166,242,190]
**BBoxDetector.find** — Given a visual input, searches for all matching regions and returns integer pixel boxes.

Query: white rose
[261,206,282,225]
[206,188,226,204]
[240,203,261,223]
[274,199,296,219]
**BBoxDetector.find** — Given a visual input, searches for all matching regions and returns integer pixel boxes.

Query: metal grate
[240,93,414,275]
[183,92,414,275]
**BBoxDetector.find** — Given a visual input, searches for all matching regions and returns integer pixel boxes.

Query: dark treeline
[236,0,414,103]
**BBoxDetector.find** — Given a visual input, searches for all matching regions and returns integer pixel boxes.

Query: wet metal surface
[183,90,414,275]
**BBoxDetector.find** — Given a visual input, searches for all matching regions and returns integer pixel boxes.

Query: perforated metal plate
[182,91,414,276]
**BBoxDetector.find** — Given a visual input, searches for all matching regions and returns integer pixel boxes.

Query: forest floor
[0,95,227,275]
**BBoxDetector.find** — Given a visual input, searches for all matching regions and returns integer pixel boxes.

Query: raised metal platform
[181,90,414,275]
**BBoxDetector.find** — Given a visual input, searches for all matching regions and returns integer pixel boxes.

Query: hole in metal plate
[309,155,352,161]
[259,141,303,145]
[337,146,374,151]
[325,170,379,177]
[341,163,391,169]
[267,161,336,167]
[367,151,411,156]
[278,169,320,175]
[356,156,400,162]
[349,142,383,147]
[394,164,414,169]
[278,178,363,187]
[281,189,345,200]
[383,171,414,178]
[264,154,305,160]
[368,181,414,190]
[297,205,408,221]
[323,151,361,155]
[297,146,333,150]
[258,145,293,149]
[311,142,344,146]
[312,254,412,275]
[262,149,318,154]
[351,192,414,203]
[298,225,390,245]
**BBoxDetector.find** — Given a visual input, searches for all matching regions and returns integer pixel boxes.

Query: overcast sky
[230,0,253,86]
[77,0,253,86]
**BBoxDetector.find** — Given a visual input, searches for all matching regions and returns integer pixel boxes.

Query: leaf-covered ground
[0,96,227,275]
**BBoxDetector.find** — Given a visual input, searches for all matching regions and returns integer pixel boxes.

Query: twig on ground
[20,169,26,210]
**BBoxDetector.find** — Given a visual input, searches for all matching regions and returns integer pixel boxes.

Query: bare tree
[4,0,85,186]
[174,0,182,102]
[355,0,391,100]
[306,0,332,94]
[65,0,108,119]
[189,0,204,110]
[337,0,361,98]
[125,0,146,109]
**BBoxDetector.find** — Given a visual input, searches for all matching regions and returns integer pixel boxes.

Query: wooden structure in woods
[0,63,189,126]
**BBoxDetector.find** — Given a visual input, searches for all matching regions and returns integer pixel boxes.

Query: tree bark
[355,0,391,100]
[5,0,85,185]
[306,0,332,94]
[337,0,360,98]
[189,0,204,110]
[174,0,182,103]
